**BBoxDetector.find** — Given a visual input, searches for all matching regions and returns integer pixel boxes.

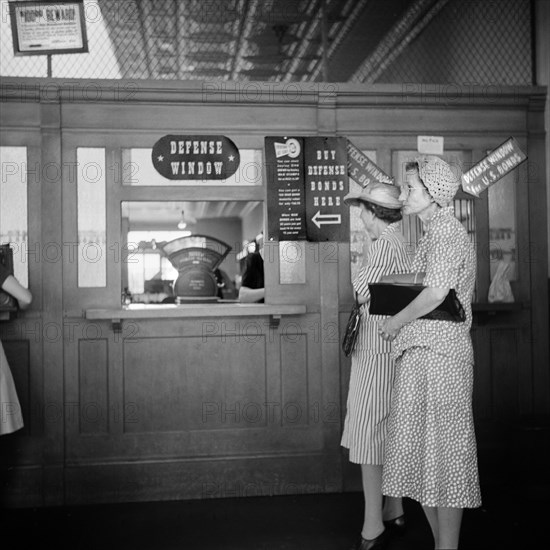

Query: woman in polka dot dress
[378,156,481,550]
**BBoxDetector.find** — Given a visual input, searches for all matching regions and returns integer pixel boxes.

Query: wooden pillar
[40,97,65,505]
[533,0,550,413]
[534,0,550,277]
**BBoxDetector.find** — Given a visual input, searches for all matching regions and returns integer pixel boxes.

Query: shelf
[85,303,307,332]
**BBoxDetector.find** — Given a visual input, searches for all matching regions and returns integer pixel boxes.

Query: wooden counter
[86,303,307,331]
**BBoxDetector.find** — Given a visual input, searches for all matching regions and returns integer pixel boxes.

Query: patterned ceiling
[99,0,450,82]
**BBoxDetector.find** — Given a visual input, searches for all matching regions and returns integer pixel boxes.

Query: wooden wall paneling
[265,241,322,309]
[512,132,548,416]
[108,319,125,439]
[61,143,78,311]
[63,317,81,455]
[0,339,41,507]
[508,142,536,418]
[336,107,529,137]
[123,336,191,433]
[337,248,352,310]
[376,147,393,181]
[490,328,520,421]
[61,138,118,312]
[514,136,533,304]
[0,100,41,129]
[0,342,42,503]
[318,242,344,493]
[0,131,45,505]
[471,148,490,302]
[63,313,326,504]
[0,132,43,495]
[516,312,535,418]
[60,102,320,135]
[106,146,122,309]
[64,453,328,505]
[78,339,109,435]
[280,330,309,427]
[526,99,550,415]
[2,81,547,506]
[40,101,65,506]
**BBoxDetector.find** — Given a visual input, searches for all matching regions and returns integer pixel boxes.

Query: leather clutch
[368,283,466,322]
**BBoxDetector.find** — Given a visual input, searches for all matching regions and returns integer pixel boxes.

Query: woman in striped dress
[341,182,411,550]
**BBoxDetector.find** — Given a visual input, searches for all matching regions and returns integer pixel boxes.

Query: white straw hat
[343,182,402,209]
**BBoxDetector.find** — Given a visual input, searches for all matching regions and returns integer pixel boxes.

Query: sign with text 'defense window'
[347,140,393,187]
[152,136,240,180]
[461,137,527,197]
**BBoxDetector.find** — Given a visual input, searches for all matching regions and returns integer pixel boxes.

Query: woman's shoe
[349,529,388,550]
[383,513,406,535]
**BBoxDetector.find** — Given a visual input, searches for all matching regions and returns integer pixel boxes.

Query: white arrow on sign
[312,211,342,229]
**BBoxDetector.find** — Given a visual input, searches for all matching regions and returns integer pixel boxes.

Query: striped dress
[341,223,410,464]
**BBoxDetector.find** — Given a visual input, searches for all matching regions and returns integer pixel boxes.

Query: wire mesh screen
[375,0,532,85]
[1,0,533,83]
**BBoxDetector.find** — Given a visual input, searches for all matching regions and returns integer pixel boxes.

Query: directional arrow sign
[312,211,342,228]
[304,137,349,242]
[461,137,527,197]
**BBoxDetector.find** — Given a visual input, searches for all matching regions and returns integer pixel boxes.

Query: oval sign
[151,135,240,180]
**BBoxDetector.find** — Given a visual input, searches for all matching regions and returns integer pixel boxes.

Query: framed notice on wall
[265,136,350,242]
[265,136,307,241]
[9,0,88,56]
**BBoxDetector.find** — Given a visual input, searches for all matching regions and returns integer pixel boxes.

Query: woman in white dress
[0,261,32,435]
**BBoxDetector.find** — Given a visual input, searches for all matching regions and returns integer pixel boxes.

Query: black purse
[342,293,362,357]
[368,283,466,322]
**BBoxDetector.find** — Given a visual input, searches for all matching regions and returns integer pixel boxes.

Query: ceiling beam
[308,0,370,81]
[350,0,451,83]
[229,0,258,80]
[280,0,323,82]
[137,0,154,79]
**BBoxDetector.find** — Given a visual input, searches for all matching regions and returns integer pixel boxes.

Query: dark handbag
[368,283,466,322]
[342,293,362,357]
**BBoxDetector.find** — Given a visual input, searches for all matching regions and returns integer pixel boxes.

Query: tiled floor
[0,484,546,549]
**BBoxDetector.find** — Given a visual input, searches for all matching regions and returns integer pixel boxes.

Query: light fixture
[177,210,187,230]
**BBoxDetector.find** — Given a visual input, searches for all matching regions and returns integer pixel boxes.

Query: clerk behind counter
[238,234,265,303]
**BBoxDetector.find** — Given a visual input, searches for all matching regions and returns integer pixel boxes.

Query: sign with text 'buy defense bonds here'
[265,136,349,242]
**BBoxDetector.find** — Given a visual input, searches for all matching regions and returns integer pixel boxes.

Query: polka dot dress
[382,208,482,508]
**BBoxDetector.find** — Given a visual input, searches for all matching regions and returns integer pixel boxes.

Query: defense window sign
[9,1,88,56]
